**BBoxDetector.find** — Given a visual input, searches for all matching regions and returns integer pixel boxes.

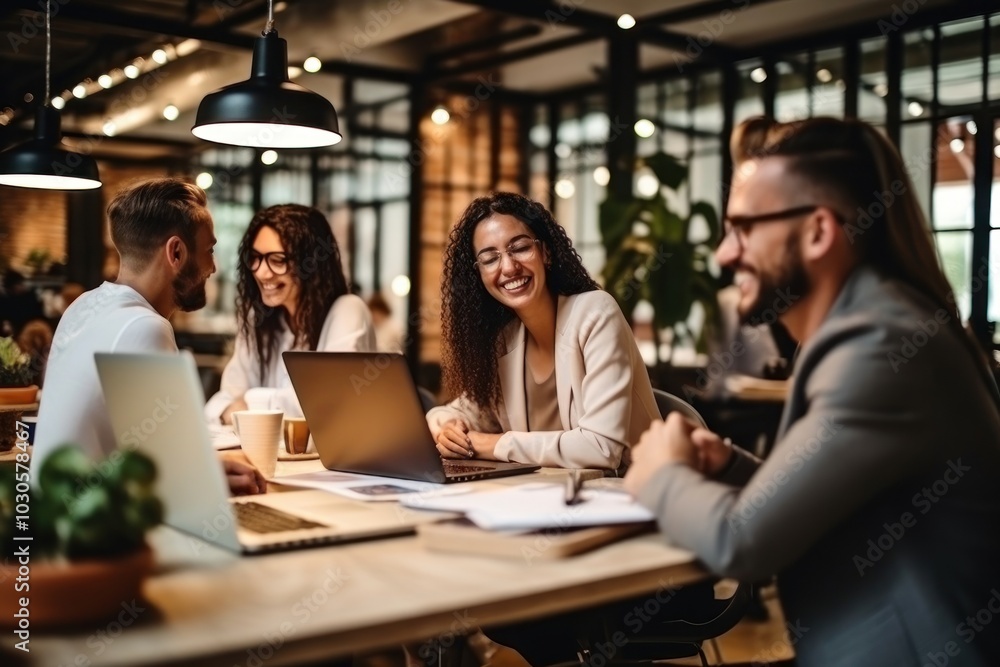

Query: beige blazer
[427,290,658,470]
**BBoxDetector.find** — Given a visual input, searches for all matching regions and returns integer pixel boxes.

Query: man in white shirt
[34,178,265,495]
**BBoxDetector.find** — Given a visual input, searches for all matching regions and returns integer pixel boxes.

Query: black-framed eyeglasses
[720,205,820,250]
[246,251,290,275]
[474,238,542,272]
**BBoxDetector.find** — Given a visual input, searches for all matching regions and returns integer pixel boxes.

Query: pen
[564,469,584,506]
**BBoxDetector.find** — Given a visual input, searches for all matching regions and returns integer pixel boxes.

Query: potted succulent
[0,445,163,629]
[0,336,38,404]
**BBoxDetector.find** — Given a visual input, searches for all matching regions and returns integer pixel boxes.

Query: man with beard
[625,117,1000,667]
[34,178,266,495]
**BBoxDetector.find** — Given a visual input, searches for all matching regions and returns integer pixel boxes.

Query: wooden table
[6,463,706,667]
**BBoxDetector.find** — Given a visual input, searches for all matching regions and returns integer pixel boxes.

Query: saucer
[277,451,320,461]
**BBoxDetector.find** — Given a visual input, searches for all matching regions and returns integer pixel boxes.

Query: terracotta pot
[0,545,154,630]
[0,385,38,405]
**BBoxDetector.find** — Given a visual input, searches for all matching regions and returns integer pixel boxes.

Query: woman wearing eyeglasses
[427,192,658,471]
[205,204,375,425]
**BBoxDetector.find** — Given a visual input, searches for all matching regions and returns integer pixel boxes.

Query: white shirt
[33,282,176,469]
[204,294,376,422]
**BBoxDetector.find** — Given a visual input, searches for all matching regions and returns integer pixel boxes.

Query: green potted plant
[0,445,163,629]
[599,151,722,373]
[0,337,39,452]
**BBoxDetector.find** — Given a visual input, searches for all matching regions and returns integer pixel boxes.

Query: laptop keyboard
[233,502,326,534]
[442,462,497,474]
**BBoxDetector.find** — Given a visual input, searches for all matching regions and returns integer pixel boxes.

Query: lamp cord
[264,0,275,35]
[44,0,51,106]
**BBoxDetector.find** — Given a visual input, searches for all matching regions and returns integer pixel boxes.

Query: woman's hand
[219,451,267,495]
[467,431,501,460]
[435,419,473,459]
[221,398,248,426]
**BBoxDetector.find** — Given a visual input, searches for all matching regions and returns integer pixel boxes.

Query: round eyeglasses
[720,205,820,251]
[474,238,542,272]
[246,251,290,275]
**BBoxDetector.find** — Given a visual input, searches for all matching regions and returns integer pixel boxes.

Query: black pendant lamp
[0,2,101,190]
[191,0,341,148]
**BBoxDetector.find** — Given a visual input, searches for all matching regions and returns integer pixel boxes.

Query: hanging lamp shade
[0,107,101,190]
[192,30,341,148]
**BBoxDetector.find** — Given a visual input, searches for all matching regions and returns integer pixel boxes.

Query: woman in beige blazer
[427,192,658,471]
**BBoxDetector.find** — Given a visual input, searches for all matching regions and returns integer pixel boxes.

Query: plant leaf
[690,200,721,245]
[599,196,642,253]
[643,152,687,190]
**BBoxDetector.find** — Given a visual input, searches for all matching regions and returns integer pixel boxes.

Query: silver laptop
[283,351,540,483]
[95,352,422,554]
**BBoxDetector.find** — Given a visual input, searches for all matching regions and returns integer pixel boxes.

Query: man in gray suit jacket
[625,117,1000,667]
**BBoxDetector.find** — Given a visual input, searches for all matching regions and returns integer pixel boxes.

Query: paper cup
[232,410,283,479]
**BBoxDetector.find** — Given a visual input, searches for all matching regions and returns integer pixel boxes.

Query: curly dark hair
[441,192,600,409]
[236,205,349,379]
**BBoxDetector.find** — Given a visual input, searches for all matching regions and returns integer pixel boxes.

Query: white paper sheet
[208,423,241,450]
[276,469,467,502]
[400,482,654,530]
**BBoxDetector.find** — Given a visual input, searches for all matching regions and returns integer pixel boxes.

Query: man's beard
[741,231,809,326]
[173,258,207,312]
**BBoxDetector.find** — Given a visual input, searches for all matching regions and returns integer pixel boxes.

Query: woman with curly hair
[427,192,658,471]
[206,204,375,425]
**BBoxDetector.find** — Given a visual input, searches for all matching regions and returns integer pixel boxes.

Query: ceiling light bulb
[261,149,278,165]
[72,84,87,99]
[816,68,832,83]
[124,65,140,79]
[593,166,610,186]
[102,121,117,136]
[430,106,450,125]
[554,142,572,159]
[949,137,964,153]
[634,119,655,138]
[554,178,575,199]
[750,67,767,83]
[391,275,411,297]
[98,74,113,89]
[152,49,168,65]
[874,83,889,97]
[636,173,659,197]
[617,14,636,30]
[966,120,977,135]
[907,101,924,117]
[303,56,321,73]
[196,172,214,189]
[51,96,65,109]
[163,104,180,121]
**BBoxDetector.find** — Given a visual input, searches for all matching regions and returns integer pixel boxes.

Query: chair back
[416,386,437,414]
[652,389,707,428]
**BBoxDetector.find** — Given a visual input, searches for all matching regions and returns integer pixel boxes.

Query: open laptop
[283,351,540,483]
[96,352,426,554]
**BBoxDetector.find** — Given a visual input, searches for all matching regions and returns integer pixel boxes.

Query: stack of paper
[401,482,654,531]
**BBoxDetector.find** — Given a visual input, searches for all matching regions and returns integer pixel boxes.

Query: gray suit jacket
[639,265,1000,667]
[428,290,658,470]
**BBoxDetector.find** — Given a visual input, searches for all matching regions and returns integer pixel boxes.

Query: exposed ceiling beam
[447,0,616,33]
[428,24,543,65]
[428,32,599,82]
[641,0,786,26]
[8,0,257,50]
[637,25,734,57]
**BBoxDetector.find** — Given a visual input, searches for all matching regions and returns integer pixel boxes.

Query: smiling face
[172,211,217,312]
[716,158,811,324]
[251,225,301,317]
[472,214,549,315]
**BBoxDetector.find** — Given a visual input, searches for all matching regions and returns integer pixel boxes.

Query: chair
[416,386,437,414]
[653,388,707,427]
[567,582,753,667]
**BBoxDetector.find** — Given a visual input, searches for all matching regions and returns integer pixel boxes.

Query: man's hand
[690,428,735,477]
[219,451,267,495]
[624,413,699,496]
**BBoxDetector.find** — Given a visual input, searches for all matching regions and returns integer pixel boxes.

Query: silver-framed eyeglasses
[246,251,290,275]
[720,205,820,250]
[474,238,542,272]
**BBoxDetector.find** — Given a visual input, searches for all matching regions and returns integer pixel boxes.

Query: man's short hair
[108,178,208,266]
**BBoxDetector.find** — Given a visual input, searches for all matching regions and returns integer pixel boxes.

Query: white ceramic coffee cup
[232,409,283,479]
